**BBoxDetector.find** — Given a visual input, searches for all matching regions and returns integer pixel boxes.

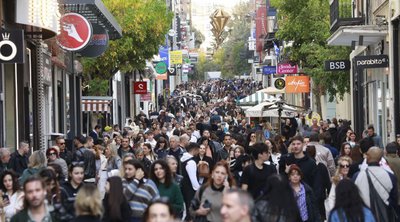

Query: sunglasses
[58,143,65,145]
[71,161,84,167]
[340,164,349,168]
[49,152,57,156]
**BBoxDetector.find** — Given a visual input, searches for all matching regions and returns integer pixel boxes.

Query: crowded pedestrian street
[0,0,400,222]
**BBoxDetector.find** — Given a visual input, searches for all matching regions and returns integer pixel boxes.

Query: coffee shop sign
[277,63,298,74]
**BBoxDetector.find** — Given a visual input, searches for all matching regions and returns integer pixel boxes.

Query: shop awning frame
[327,25,387,46]
[63,0,122,40]
[82,96,113,113]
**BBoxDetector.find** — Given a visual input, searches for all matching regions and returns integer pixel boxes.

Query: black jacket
[252,200,302,222]
[60,182,82,222]
[9,151,28,177]
[279,153,317,187]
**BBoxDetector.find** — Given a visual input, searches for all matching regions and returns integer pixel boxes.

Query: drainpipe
[393,20,399,135]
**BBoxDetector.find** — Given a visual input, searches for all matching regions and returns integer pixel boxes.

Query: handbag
[198,161,210,178]
[366,170,397,222]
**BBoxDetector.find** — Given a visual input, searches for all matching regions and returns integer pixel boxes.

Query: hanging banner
[159,46,169,67]
[170,50,183,65]
[286,76,310,93]
[133,81,147,94]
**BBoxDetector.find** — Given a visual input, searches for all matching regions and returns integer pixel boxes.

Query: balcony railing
[330,0,364,33]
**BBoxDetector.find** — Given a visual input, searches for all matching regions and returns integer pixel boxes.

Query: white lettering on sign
[356,58,387,66]
[287,78,306,91]
[329,62,346,70]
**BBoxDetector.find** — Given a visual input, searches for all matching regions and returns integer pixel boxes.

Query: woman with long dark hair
[60,162,85,222]
[328,179,375,222]
[154,137,169,160]
[0,170,23,221]
[149,160,184,217]
[102,176,131,222]
[39,168,61,208]
[252,174,301,222]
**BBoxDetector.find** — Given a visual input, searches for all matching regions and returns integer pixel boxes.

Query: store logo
[0,30,25,64]
[56,13,92,51]
[354,55,389,69]
[286,76,310,93]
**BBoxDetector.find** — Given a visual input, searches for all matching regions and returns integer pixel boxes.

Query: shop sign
[274,78,286,90]
[262,66,276,75]
[354,55,389,69]
[277,63,298,74]
[133,82,147,94]
[56,13,92,51]
[43,52,52,85]
[170,50,183,65]
[168,66,177,76]
[324,60,350,71]
[156,73,168,80]
[0,30,25,64]
[286,76,310,93]
[155,62,167,74]
[78,23,109,57]
[140,93,151,102]
[16,0,60,38]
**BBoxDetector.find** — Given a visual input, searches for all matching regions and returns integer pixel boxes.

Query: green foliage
[83,78,109,96]
[275,0,351,101]
[80,0,173,83]
[192,27,205,48]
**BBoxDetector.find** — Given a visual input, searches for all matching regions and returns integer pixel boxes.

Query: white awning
[238,91,273,106]
[245,101,298,118]
[327,25,388,46]
[82,96,112,113]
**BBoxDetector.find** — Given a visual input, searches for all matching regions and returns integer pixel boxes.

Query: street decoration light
[210,9,230,50]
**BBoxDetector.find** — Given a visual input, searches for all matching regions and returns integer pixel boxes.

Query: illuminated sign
[16,0,61,39]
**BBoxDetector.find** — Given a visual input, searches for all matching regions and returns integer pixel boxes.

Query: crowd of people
[0,79,398,222]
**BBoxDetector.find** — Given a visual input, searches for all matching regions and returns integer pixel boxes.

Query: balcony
[330,0,364,33]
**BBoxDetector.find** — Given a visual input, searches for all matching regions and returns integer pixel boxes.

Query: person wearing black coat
[102,177,131,222]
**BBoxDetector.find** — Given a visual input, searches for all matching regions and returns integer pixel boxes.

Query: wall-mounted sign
[0,30,25,64]
[133,82,147,94]
[43,52,52,85]
[155,62,167,74]
[324,60,350,71]
[263,66,276,75]
[274,78,286,90]
[277,63,298,74]
[78,23,109,57]
[354,55,389,69]
[286,76,310,93]
[56,13,92,51]
[168,65,177,76]
[140,93,151,102]
[170,50,183,65]
[16,0,60,39]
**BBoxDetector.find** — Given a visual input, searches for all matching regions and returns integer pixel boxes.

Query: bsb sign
[324,60,350,71]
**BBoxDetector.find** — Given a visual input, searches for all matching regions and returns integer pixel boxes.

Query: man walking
[11,176,58,221]
[221,189,254,222]
[9,141,29,177]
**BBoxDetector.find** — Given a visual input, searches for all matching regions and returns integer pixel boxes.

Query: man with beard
[11,176,58,221]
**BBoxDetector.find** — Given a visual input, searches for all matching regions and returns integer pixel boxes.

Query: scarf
[294,183,308,221]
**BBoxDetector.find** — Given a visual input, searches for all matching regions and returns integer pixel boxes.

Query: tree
[81,0,173,95]
[274,0,351,115]
[192,27,205,48]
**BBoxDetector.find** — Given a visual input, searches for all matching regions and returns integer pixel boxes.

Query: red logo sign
[56,13,92,51]
[277,63,298,74]
[133,82,147,94]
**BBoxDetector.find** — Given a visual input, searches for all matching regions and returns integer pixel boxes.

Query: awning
[63,0,122,40]
[257,87,285,94]
[238,91,273,106]
[245,101,297,118]
[327,25,387,46]
[82,96,112,113]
